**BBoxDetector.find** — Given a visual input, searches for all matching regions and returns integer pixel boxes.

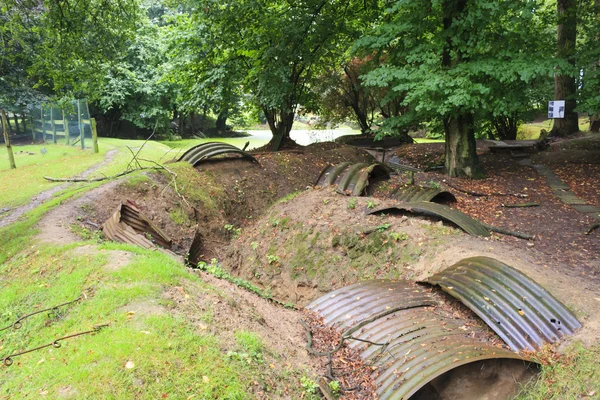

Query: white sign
[548,100,565,119]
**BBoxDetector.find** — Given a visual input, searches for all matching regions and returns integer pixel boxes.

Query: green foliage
[515,343,600,399]
[328,380,341,396]
[356,0,556,152]
[389,231,409,242]
[347,198,357,209]
[376,223,391,233]
[266,254,280,265]
[224,224,242,240]
[300,375,319,395]
[367,200,376,209]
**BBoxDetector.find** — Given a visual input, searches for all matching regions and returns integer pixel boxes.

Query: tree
[358,0,554,177]
[578,0,600,132]
[185,0,373,150]
[551,0,579,136]
[311,58,379,134]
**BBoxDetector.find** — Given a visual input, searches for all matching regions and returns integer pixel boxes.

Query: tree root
[585,223,599,235]
[483,223,534,240]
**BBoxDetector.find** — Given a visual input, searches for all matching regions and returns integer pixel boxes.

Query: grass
[0,236,307,398]
[519,117,591,140]
[0,138,172,209]
[515,343,600,399]
[0,242,250,398]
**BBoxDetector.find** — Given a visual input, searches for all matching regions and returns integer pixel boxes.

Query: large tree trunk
[444,115,481,178]
[590,114,600,132]
[551,0,579,136]
[442,0,482,178]
[216,108,229,132]
[264,108,295,151]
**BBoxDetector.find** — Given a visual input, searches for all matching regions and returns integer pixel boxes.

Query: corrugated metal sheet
[367,202,490,237]
[391,185,456,204]
[307,279,533,400]
[315,162,392,196]
[186,230,204,267]
[424,257,581,352]
[177,142,257,166]
[386,161,422,174]
[102,201,172,249]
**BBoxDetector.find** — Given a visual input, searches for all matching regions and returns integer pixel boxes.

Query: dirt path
[0,149,118,229]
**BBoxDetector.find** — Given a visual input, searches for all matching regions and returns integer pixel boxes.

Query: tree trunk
[590,114,600,132]
[264,108,295,151]
[189,111,195,135]
[551,0,579,136]
[13,114,20,134]
[1,109,16,169]
[444,115,481,178]
[441,0,482,178]
[216,109,229,132]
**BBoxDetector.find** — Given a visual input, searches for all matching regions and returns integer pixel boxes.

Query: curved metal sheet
[307,279,534,400]
[177,142,257,166]
[367,202,490,236]
[315,162,392,196]
[424,256,581,352]
[391,185,456,204]
[102,200,172,249]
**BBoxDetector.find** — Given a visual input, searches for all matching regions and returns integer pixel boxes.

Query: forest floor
[1,132,599,399]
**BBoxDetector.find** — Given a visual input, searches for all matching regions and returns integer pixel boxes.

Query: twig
[125,121,157,171]
[44,167,160,182]
[502,203,540,208]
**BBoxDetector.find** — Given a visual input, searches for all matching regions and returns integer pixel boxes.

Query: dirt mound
[218,187,600,346]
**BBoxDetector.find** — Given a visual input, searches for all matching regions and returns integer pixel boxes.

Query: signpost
[548,100,565,119]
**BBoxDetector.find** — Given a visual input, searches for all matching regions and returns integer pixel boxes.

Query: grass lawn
[0,138,173,209]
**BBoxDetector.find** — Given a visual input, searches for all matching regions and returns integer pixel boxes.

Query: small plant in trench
[266,254,280,265]
[390,231,409,241]
[329,380,341,396]
[224,224,242,240]
[300,375,319,395]
[347,198,356,209]
[428,180,441,189]
[376,223,391,233]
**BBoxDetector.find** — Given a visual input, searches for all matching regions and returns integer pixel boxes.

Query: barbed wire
[3,324,109,367]
[0,297,82,334]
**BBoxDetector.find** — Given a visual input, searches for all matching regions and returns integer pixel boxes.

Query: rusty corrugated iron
[424,256,581,352]
[315,162,392,196]
[177,142,257,166]
[307,279,534,400]
[102,201,172,249]
[390,185,456,204]
[186,230,204,267]
[367,201,490,236]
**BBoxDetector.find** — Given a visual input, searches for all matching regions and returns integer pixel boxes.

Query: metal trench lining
[177,142,257,166]
[367,201,491,237]
[102,201,172,249]
[307,278,536,400]
[424,256,581,352]
[315,162,393,196]
[391,185,457,204]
